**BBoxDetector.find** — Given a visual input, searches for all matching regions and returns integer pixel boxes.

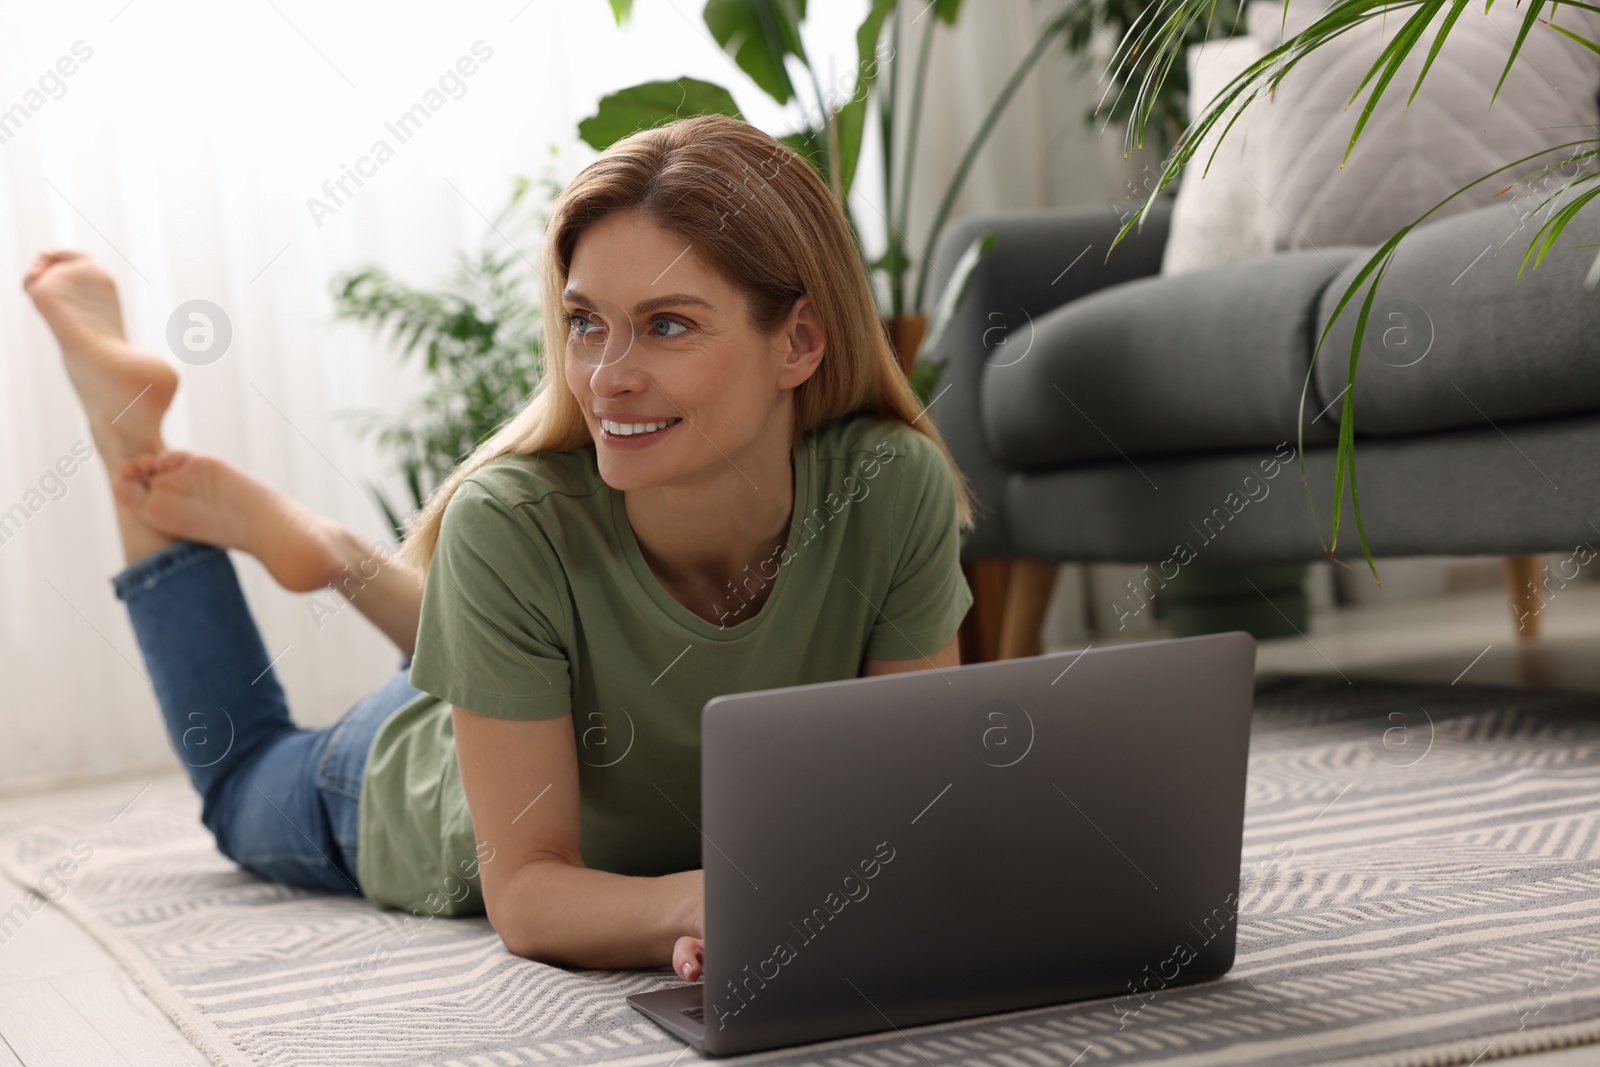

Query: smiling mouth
[599,417,682,437]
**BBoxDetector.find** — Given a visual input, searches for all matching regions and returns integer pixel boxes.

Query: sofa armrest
[922,200,1175,558]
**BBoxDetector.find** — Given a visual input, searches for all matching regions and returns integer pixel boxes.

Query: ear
[776,294,825,389]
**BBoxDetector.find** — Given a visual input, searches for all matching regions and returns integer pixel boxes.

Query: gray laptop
[627,631,1256,1056]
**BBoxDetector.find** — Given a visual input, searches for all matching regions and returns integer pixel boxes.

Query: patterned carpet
[4,676,1600,1067]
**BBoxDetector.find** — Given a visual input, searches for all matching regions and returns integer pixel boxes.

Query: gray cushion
[1161,38,1268,275]
[1312,196,1600,436]
[984,247,1364,469]
[1244,0,1600,253]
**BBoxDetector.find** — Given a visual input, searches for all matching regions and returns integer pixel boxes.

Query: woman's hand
[673,935,704,981]
[669,869,704,981]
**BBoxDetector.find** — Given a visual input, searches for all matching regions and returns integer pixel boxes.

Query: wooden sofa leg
[959,560,1012,664]
[1504,554,1543,639]
[998,561,1059,661]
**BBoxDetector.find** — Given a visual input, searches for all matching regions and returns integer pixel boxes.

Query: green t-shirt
[355,412,973,917]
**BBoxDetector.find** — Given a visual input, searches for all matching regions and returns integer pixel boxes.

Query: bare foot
[23,250,178,463]
[114,451,347,593]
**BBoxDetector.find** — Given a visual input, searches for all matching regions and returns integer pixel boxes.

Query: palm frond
[330,181,550,523]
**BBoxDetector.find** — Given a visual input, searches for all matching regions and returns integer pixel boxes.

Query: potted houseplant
[329,176,554,540]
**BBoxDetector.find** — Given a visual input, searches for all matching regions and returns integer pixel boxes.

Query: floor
[3,585,1600,1065]
[0,775,207,1067]
[1053,576,1600,697]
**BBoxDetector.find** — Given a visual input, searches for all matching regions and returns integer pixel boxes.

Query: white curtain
[0,0,1119,791]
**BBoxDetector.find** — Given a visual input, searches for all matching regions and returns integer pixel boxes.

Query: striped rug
[4,676,1600,1067]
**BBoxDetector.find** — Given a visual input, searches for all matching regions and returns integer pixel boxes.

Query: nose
[586,328,649,398]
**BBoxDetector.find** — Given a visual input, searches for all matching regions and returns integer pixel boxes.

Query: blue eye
[569,312,687,339]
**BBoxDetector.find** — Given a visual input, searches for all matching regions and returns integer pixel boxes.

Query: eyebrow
[561,289,715,316]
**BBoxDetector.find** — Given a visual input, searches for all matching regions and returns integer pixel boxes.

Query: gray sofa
[924,195,1600,648]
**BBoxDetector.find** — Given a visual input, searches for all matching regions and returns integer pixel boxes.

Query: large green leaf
[832,0,896,199]
[577,78,744,150]
[703,0,809,105]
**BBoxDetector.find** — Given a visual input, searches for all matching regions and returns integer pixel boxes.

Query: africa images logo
[304,41,494,229]
[707,840,897,1029]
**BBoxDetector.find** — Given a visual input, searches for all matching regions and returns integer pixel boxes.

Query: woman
[23,115,975,983]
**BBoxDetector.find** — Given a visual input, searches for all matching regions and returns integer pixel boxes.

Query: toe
[150,450,192,474]
[123,454,177,479]
[23,250,86,289]
[111,473,148,512]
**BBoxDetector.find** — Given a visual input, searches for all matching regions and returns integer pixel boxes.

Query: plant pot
[1160,562,1311,641]
[886,313,927,377]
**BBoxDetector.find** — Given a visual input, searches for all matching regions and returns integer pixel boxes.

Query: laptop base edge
[627,985,706,1052]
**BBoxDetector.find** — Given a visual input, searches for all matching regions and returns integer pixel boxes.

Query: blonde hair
[401,114,974,572]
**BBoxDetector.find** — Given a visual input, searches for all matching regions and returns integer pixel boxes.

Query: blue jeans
[112,539,421,895]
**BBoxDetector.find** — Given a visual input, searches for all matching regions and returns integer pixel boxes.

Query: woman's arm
[862,633,961,677]
[454,629,957,972]
[452,705,703,969]
[325,523,425,658]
